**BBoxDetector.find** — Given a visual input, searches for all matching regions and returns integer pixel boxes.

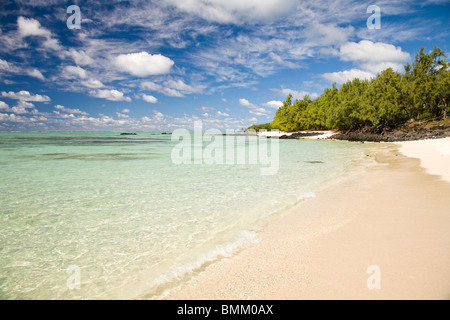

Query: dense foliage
[250,47,449,132]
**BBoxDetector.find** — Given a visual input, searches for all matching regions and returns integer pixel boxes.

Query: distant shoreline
[256,119,450,142]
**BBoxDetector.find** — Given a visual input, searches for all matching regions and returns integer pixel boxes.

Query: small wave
[296,191,316,203]
[142,230,260,298]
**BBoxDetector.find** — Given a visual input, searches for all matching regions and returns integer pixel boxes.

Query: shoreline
[165,138,450,300]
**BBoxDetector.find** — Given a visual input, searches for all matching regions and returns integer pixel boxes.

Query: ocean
[0,132,376,299]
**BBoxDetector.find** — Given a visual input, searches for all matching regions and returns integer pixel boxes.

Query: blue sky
[0,0,449,131]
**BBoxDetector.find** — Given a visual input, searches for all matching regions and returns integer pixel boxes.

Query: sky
[0,0,449,132]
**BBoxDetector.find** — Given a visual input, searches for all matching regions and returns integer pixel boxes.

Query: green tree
[410,47,447,119]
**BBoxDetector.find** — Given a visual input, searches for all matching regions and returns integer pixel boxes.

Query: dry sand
[165,139,450,300]
[396,137,450,183]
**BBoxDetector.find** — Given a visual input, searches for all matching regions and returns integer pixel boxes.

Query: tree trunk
[444,98,448,120]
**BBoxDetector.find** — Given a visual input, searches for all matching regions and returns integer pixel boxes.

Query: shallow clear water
[0,132,375,299]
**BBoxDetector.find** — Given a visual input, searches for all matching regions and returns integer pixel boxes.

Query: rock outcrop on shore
[330,124,450,142]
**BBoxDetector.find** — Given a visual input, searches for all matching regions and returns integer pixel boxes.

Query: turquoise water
[0,132,375,299]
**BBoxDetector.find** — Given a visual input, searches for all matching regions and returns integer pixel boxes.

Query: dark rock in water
[305,161,324,164]
[161,132,172,135]
[120,133,137,136]
[279,132,324,139]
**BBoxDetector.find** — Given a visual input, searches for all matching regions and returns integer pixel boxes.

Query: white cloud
[305,23,354,47]
[42,37,62,51]
[340,41,411,64]
[17,16,51,38]
[198,106,216,112]
[239,98,269,117]
[90,89,132,102]
[163,0,298,24]
[68,49,94,66]
[1,90,51,102]
[338,40,411,74]
[80,78,104,89]
[0,113,30,123]
[115,52,174,77]
[142,94,159,104]
[116,112,129,119]
[11,101,35,114]
[0,60,45,81]
[272,89,319,100]
[0,101,9,110]
[217,111,230,117]
[152,110,165,121]
[62,66,87,79]
[26,68,45,80]
[122,109,130,113]
[359,62,405,74]
[141,79,202,97]
[140,81,162,92]
[263,100,283,109]
[322,69,375,84]
[268,52,301,69]
[0,59,13,72]
[165,79,204,94]
[54,105,89,115]
[320,40,411,84]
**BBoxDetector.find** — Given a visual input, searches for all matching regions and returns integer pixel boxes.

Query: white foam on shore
[297,191,316,202]
[144,192,317,299]
[143,230,260,298]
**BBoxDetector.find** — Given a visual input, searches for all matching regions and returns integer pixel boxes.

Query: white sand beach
[396,138,450,183]
[166,138,450,300]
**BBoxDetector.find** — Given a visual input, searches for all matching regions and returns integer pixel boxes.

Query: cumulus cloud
[322,69,375,84]
[115,52,174,77]
[340,41,411,64]
[152,110,165,121]
[142,94,159,104]
[0,101,9,110]
[17,16,51,38]
[1,90,51,102]
[0,113,30,123]
[263,100,283,109]
[67,49,95,66]
[54,105,89,115]
[239,98,269,117]
[11,101,36,114]
[16,16,62,52]
[62,66,87,79]
[321,40,411,84]
[90,89,132,102]
[80,78,104,89]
